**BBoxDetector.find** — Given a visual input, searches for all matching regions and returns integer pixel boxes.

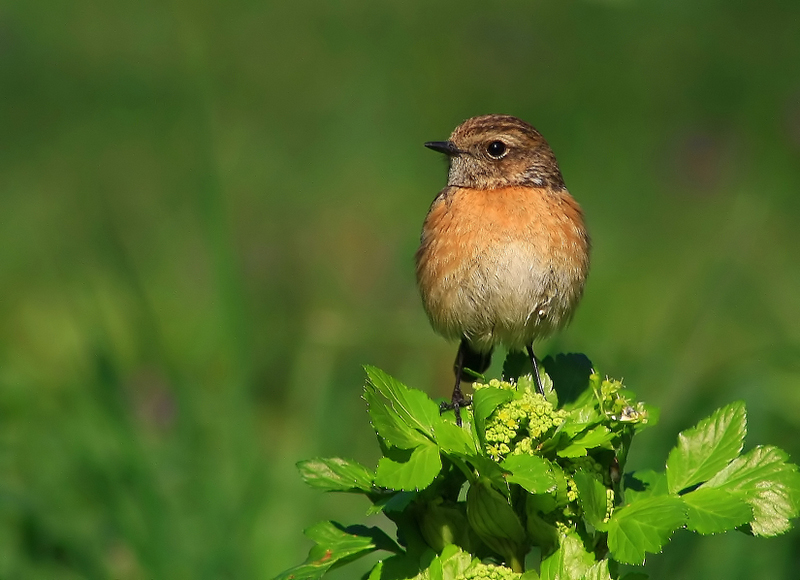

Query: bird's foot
[439,390,472,427]
[439,391,472,427]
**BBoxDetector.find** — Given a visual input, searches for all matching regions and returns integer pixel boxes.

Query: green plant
[275,353,800,580]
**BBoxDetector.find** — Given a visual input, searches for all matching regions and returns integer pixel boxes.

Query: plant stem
[450,457,475,482]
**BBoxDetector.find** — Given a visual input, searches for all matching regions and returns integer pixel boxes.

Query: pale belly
[418,241,581,352]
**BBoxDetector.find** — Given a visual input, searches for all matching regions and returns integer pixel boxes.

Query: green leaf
[375,442,442,491]
[308,522,401,553]
[561,371,604,413]
[539,529,596,580]
[607,496,686,565]
[365,384,429,449]
[558,420,597,439]
[400,546,473,580]
[748,483,800,537]
[434,419,480,457]
[436,545,474,580]
[557,425,613,458]
[573,470,610,530]
[464,454,510,491]
[623,470,669,504]
[367,560,383,580]
[502,454,556,495]
[584,560,613,580]
[273,521,400,580]
[365,366,440,437]
[681,487,752,534]
[702,445,800,536]
[666,401,746,494]
[372,553,423,580]
[297,457,374,492]
[544,463,572,511]
[366,491,416,515]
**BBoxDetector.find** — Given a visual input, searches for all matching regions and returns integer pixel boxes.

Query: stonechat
[416,115,590,424]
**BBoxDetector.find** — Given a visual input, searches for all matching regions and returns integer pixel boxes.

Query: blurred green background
[1,0,799,578]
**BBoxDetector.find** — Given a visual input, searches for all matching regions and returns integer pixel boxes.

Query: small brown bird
[416,115,590,424]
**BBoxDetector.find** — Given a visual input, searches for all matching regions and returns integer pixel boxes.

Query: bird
[415,114,590,425]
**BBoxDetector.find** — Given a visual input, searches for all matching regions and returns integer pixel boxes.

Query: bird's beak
[424,141,462,156]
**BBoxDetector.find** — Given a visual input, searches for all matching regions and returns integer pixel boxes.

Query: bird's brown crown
[436,114,565,190]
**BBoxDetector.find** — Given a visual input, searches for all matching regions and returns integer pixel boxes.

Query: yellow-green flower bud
[459,561,521,579]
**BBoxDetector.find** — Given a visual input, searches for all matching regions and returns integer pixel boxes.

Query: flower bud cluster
[460,562,520,580]
[593,374,649,425]
[567,456,610,486]
[605,488,615,523]
[475,378,567,461]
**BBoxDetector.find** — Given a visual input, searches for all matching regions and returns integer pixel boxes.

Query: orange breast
[415,185,589,351]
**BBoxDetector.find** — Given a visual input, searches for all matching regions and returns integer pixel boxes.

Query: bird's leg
[526,345,545,396]
[440,339,473,426]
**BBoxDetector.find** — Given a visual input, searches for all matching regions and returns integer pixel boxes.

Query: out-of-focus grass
[0,1,799,578]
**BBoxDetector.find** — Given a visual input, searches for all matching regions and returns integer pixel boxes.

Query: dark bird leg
[441,338,492,426]
[526,345,545,396]
[441,346,469,427]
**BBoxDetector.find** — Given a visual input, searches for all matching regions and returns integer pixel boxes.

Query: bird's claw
[439,393,472,427]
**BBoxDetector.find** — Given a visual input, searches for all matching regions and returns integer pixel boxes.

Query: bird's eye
[486,140,507,159]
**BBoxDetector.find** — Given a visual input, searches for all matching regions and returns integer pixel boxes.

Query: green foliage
[273,522,401,580]
[276,354,800,579]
